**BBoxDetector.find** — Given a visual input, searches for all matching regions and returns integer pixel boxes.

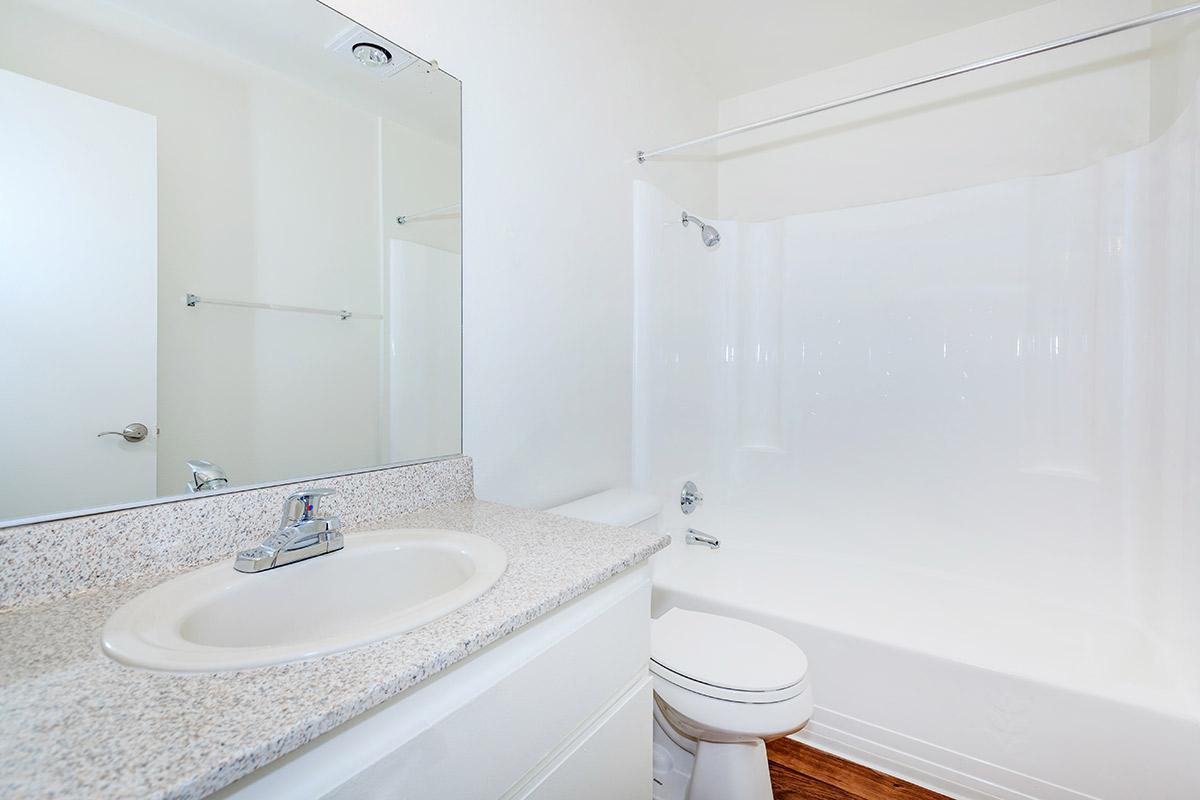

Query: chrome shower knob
[680,481,704,515]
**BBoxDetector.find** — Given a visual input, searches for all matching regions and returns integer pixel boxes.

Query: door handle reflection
[97,423,149,443]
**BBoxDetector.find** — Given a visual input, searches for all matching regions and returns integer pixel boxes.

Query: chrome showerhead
[682,211,720,248]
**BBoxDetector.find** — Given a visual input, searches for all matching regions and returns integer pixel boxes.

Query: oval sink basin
[102,528,507,673]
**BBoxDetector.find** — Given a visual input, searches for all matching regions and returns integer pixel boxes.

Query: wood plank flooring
[767,738,950,800]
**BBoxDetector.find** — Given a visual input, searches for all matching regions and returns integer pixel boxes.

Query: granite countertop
[0,499,669,799]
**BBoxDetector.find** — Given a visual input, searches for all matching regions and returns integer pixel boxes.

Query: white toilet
[548,489,813,800]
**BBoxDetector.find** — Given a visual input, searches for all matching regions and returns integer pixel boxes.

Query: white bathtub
[651,539,1200,800]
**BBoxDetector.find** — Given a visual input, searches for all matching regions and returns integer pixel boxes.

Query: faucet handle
[280,487,336,527]
[680,481,704,515]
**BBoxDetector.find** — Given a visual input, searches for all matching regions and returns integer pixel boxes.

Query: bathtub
[651,538,1200,800]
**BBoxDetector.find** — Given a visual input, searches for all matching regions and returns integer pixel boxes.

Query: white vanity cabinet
[217,563,653,800]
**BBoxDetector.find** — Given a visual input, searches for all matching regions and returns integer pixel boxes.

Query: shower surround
[633,81,1200,799]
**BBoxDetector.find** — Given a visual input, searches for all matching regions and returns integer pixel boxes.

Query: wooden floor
[767,738,949,800]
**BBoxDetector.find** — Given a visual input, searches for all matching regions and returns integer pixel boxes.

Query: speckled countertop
[0,499,669,800]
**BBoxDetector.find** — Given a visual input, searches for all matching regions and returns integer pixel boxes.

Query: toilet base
[688,739,773,800]
[652,709,694,800]
[652,703,774,800]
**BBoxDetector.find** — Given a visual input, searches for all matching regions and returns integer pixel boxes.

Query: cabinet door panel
[521,680,653,800]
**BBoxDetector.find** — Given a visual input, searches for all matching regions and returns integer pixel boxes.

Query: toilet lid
[651,608,808,694]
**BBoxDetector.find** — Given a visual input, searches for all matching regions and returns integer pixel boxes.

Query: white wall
[330,0,719,507]
[717,0,1158,218]
[1151,0,1200,135]
[1147,0,1200,703]
[383,121,462,255]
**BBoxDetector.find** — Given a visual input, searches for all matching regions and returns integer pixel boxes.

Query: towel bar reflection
[396,203,460,225]
[184,293,382,321]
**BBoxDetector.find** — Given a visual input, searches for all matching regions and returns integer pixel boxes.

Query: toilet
[548,489,813,800]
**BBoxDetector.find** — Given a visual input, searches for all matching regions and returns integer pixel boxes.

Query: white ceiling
[643,0,1055,99]
[25,0,461,144]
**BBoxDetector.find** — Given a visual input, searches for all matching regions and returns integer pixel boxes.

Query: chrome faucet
[234,488,343,573]
[686,528,720,549]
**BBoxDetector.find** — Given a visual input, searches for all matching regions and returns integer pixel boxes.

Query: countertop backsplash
[0,456,474,609]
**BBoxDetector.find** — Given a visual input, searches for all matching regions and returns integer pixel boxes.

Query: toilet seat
[651,661,806,703]
[651,608,809,703]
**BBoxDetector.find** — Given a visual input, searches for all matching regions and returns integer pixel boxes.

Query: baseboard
[793,706,1102,800]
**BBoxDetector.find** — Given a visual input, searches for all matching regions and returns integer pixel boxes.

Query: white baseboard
[792,707,1103,800]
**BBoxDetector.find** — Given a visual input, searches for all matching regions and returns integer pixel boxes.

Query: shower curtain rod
[636,2,1200,163]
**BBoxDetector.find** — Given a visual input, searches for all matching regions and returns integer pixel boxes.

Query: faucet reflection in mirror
[185,459,228,493]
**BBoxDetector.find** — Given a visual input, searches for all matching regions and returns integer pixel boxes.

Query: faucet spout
[686,528,720,549]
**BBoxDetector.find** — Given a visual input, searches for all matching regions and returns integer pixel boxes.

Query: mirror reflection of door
[0,68,157,520]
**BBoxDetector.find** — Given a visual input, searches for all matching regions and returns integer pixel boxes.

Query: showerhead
[682,211,720,248]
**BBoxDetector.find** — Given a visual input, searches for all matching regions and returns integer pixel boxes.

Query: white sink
[102,528,507,673]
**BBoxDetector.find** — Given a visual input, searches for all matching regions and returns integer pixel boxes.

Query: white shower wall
[634,76,1200,707]
[386,240,463,462]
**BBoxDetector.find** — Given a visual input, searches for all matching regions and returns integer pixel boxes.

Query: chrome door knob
[97,423,149,443]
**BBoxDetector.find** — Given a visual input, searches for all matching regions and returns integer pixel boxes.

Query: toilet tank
[547,488,661,530]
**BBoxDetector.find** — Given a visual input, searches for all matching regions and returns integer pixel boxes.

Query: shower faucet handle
[680,481,703,515]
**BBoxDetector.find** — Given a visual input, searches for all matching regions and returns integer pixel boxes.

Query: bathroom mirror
[0,0,462,523]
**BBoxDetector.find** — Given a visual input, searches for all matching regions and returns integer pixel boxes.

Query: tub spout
[686,528,720,549]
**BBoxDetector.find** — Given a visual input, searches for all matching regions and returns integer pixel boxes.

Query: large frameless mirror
[0,0,462,524]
